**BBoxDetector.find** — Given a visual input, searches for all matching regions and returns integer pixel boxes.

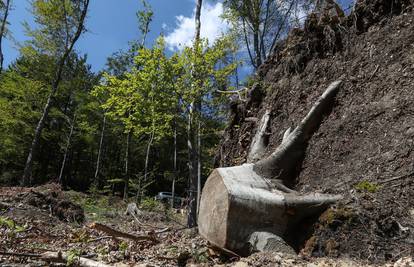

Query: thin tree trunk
[58,115,76,184]
[0,0,11,73]
[194,0,202,44]
[171,122,177,207]
[253,28,261,68]
[187,0,203,228]
[22,0,90,186]
[187,104,198,227]
[141,129,154,202]
[196,120,201,215]
[94,114,106,184]
[123,130,131,200]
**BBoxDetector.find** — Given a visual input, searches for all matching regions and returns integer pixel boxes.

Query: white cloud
[165,2,229,51]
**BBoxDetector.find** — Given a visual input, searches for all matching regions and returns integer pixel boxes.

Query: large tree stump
[198,81,343,256]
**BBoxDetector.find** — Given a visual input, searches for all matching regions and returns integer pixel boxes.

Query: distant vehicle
[154,192,183,207]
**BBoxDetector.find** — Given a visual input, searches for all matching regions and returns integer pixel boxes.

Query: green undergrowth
[66,190,125,222]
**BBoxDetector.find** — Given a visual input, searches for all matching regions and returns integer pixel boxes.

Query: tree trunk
[22,0,90,185]
[138,129,154,203]
[253,28,261,68]
[123,130,131,200]
[171,123,177,207]
[94,114,106,184]
[58,115,76,184]
[0,0,11,73]
[187,104,198,227]
[196,119,201,215]
[198,81,343,255]
[187,0,203,228]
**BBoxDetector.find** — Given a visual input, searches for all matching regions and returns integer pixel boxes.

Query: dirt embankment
[216,0,414,263]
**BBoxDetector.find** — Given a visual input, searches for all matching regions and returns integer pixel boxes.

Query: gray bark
[247,110,271,163]
[187,0,203,228]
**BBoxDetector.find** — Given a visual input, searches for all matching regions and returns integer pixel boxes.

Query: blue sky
[3,0,354,73]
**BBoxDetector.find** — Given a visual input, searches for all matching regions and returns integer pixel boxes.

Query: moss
[354,181,381,193]
[320,207,356,227]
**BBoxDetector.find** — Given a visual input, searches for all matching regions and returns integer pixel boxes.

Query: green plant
[0,216,26,234]
[66,248,81,266]
[118,241,128,253]
[354,181,381,193]
[140,197,163,212]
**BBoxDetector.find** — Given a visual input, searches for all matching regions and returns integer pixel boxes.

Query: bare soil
[216,0,414,264]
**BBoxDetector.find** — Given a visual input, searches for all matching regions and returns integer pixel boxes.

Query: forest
[0,0,413,266]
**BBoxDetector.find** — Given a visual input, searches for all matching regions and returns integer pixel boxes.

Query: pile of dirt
[0,183,85,223]
[216,0,414,264]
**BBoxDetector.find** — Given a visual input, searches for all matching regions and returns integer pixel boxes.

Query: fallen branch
[0,251,111,267]
[379,171,414,184]
[87,236,113,243]
[41,251,111,267]
[88,222,157,243]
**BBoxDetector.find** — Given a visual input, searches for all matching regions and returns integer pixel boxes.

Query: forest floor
[0,184,412,267]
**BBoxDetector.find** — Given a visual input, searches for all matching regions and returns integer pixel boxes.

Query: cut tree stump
[198,81,343,256]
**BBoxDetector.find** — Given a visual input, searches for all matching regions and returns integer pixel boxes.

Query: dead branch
[88,222,157,243]
[244,117,258,123]
[0,251,111,267]
[379,171,414,184]
[41,251,111,267]
[86,236,113,243]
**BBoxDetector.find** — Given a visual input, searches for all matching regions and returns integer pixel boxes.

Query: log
[198,81,343,256]
[198,164,341,255]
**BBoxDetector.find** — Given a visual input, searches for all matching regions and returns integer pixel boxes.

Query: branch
[88,222,157,243]
[242,17,257,69]
[0,251,111,267]
[269,0,295,56]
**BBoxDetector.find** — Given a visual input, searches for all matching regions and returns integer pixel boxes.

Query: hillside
[216,0,414,263]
